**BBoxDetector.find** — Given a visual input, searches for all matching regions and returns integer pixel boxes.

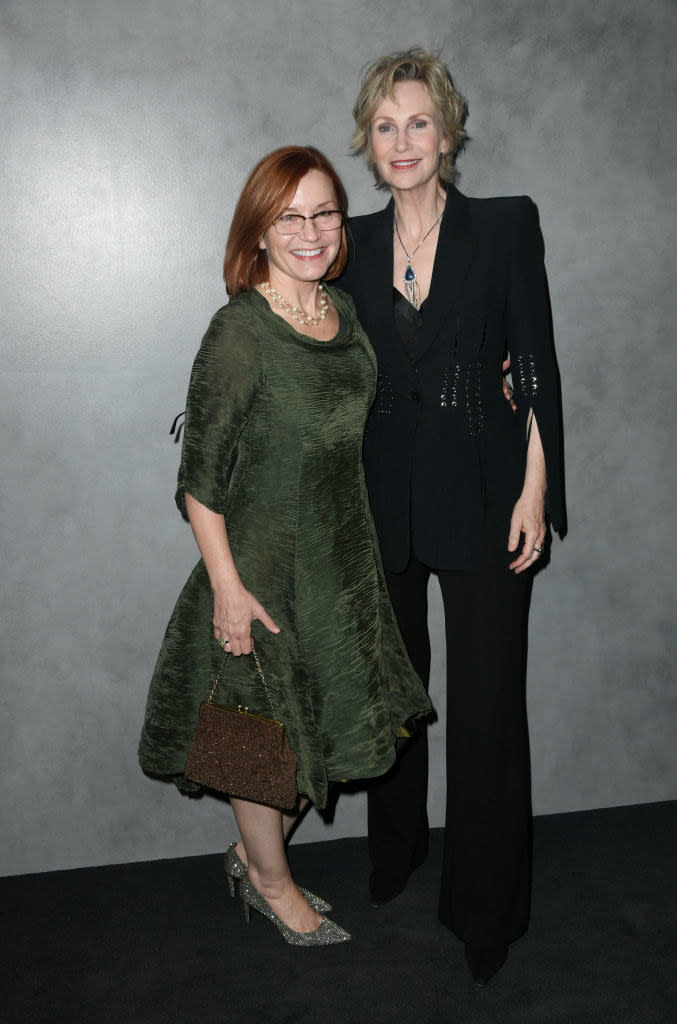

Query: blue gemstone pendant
[404,263,416,282]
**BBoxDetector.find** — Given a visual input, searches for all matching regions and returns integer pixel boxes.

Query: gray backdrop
[2,0,675,876]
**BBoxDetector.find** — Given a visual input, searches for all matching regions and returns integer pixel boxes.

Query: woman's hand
[508,485,546,573]
[183,492,280,656]
[502,358,517,411]
[213,580,280,657]
[508,410,547,573]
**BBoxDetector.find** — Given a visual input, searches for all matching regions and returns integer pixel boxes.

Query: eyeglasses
[273,210,344,235]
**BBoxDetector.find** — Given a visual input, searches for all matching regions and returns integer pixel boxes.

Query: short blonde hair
[350,48,468,189]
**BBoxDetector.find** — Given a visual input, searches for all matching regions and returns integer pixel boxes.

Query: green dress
[138,286,432,808]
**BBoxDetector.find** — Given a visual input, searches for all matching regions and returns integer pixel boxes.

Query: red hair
[224,146,348,297]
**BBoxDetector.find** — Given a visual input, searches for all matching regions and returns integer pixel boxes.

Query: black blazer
[337,185,564,572]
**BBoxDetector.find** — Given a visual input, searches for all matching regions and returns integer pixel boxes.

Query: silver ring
[533,545,543,555]
[218,637,230,648]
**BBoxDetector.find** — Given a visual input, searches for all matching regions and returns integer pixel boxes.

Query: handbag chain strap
[208,645,278,719]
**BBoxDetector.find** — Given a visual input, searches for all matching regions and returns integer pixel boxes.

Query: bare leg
[230,797,320,934]
[234,796,310,864]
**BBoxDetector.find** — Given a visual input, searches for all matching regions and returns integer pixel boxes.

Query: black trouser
[368,536,534,947]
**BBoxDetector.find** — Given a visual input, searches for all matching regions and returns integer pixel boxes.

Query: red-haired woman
[139,146,431,947]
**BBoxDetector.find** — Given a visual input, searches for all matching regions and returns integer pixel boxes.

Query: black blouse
[393,287,425,362]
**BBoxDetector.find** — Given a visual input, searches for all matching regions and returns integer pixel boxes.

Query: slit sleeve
[507,198,564,533]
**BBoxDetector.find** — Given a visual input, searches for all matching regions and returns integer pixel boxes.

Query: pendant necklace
[261,281,328,327]
[394,209,444,310]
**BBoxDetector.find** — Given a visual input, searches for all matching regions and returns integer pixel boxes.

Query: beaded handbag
[184,647,298,811]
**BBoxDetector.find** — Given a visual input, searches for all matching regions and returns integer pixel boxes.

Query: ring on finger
[533,545,543,555]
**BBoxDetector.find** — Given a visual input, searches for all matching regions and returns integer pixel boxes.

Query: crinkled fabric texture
[138,287,432,809]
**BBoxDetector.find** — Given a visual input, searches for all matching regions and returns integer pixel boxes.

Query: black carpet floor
[3,802,676,1023]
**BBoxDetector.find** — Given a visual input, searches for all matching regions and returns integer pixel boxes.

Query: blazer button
[410,390,421,403]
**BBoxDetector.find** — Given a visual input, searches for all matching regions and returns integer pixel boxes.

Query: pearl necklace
[261,281,328,327]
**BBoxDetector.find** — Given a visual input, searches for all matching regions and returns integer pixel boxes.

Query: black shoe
[368,872,408,908]
[464,944,508,987]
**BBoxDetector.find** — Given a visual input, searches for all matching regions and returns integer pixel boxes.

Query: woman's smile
[290,246,327,259]
[390,158,422,170]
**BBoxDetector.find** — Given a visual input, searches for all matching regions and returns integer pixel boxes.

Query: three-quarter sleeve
[175,305,261,521]
[507,198,564,533]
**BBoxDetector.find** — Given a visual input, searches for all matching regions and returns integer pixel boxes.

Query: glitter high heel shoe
[224,843,332,913]
[238,877,351,946]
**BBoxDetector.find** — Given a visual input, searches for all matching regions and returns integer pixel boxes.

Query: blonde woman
[339,49,564,985]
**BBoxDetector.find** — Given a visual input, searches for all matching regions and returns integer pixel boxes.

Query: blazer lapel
[415,186,473,362]
[357,200,396,361]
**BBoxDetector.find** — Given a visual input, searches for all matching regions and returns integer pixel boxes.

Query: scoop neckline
[250,286,350,348]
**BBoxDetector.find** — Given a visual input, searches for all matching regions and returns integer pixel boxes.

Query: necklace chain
[261,281,328,327]
[394,209,443,310]
[394,210,443,264]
